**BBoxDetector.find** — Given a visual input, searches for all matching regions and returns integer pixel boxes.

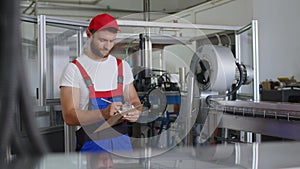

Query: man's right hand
[102,102,122,119]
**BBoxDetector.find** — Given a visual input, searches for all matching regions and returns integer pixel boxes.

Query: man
[60,13,141,153]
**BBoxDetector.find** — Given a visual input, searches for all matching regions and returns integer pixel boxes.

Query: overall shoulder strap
[72,60,96,97]
[116,58,123,84]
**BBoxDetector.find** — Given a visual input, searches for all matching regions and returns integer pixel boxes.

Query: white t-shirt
[59,54,134,110]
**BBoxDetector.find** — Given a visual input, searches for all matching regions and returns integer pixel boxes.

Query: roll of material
[190,45,236,92]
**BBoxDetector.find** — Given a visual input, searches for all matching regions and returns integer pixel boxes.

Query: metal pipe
[247,132,253,143]
[21,2,143,13]
[235,33,241,62]
[252,20,260,101]
[64,123,70,153]
[184,73,194,146]
[117,20,242,31]
[44,16,88,28]
[160,49,166,71]
[21,14,242,31]
[235,31,242,99]
[21,15,37,23]
[255,134,261,143]
[77,27,83,57]
[139,34,145,67]
[252,143,259,169]
[240,131,245,142]
[179,67,187,91]
[143,0,152,69]
[144,34,152,69]
[143,0,150,21]
[37,15,46,106]
[235,143,241,165]
[24,0,109,5]
[20,0,218,15]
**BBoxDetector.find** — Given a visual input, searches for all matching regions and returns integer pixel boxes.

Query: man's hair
[90,27,118,35]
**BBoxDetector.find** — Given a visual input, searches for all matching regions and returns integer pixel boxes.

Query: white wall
[152,0,254,74]
[193,0,253,26]
[172,0,300,82]
[253,0,300,81]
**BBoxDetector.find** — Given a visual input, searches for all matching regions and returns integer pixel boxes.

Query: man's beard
[90,40,109,58]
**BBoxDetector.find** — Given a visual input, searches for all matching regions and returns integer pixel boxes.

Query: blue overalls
[72,58,132,153]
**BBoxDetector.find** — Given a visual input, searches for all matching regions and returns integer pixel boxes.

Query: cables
[226,62,243,97]
[0,0,48,168]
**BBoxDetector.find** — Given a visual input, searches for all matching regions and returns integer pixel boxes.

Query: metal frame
[234,20,261,142]
[37,15,47,106]
[22,14,249,107]
[235,20,260,101]
[22,14,258,152]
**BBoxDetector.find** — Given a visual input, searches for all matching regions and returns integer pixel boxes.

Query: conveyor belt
[207,100,300,140]
[213,100,300,121]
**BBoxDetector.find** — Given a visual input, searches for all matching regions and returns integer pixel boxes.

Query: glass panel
[21,21,38,106]
[44,25,84,128]
[21,20,51,129]
[45,25,80,101]
[20,18,85,129]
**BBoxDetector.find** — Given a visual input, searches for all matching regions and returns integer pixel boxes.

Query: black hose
[226,62,243,97]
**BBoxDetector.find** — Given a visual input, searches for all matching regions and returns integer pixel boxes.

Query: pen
[100,98,112,104]
[100,98,122,115]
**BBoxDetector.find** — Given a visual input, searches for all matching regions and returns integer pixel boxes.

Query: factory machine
[128,22,300,146]
[188,43,300,145]
[20,14,300,158]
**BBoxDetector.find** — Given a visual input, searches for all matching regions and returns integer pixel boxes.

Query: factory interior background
[1,0,300,169]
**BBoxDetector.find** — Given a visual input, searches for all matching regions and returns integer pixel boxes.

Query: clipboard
[93,104,143,133]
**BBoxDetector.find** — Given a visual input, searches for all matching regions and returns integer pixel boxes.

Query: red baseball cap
[88,13,120,32]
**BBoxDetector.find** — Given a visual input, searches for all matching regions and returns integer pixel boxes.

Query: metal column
[37,15,47,106]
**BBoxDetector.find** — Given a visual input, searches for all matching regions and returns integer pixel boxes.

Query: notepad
[93,104,143,133]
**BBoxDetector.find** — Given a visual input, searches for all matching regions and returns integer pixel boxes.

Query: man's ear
[86,29,92,38]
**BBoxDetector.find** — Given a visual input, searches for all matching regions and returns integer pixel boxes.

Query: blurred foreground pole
[0,0,48,168]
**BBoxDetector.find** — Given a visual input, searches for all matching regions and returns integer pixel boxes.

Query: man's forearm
[63,108,106,126]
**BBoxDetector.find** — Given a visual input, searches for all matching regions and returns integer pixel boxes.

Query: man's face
[90,29,117,58]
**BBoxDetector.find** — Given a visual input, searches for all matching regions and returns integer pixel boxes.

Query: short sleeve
[122,60,134,85]
[59,63,81,88]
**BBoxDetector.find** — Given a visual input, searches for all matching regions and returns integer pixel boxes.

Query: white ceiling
[21,0,211,21]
